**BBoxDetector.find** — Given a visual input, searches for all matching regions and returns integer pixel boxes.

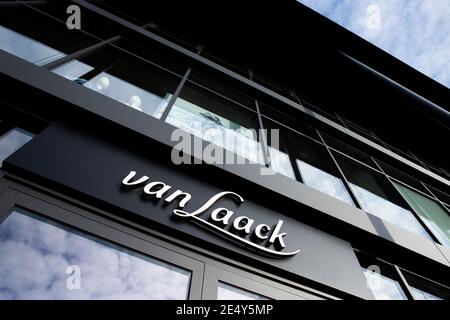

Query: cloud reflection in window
[0,209,191,300]
[0,128,34,167]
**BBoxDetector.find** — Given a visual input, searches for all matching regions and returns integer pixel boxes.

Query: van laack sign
[121,170,300,258]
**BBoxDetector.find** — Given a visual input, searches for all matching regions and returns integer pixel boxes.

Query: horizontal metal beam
[340,51,450,130]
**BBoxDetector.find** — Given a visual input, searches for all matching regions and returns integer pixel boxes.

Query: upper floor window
[335,154,433,241]
[0,128,34,167]
[52,45,183,120]
[261,112,354,205]
[393,182,450,247]
[165,74,264,165]
[0,5,95,66]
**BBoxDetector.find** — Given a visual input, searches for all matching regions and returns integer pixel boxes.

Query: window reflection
[297,160,354,205]
[0,128,34,167]
[336,154,432,240]
[393,182,450,247]
[52,60,94,83]
[268,147,295,179]
[410,287,442,300]
[357,251,407,300]
[0,6,95,66]
[291,138,353,205]
[0,209,191,300]
[0,25,65,65]
[362,268,407,300]
[166,83,263,164]
[350,182,432,240]
[217,282,269,300]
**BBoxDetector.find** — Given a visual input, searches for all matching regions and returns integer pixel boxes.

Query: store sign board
[122,170,300,257]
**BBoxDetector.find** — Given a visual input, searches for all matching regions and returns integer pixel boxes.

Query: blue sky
[297,0,450,89]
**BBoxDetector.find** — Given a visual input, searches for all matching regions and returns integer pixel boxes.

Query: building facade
[0,0,449,300]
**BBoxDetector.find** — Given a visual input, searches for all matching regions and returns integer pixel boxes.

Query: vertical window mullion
[254,100,270,168]
[393,265,416,300]
[159,68,191,122]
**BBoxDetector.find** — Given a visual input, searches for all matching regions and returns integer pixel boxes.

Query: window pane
[218,282,269,300]
[52,46,181,119]
[0,6,95,66]
[0,128,34,167]
[0,209,191,300]
[166,82,263,164]
[403,271,449,300]
[336,154,432,240]
[0,24,64,66]
[297,160,354,205]
[356,252,407,300]
[289,138,354,205]
[362,268,407,300]
[269,147,295,179]
[393,182,450,247]
[410,287,442,300]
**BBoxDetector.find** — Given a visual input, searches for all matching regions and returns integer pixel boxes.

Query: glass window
[268,142,296,180]
[217,282,269,300]
[427,185,450,207]
[393,182,450,247]
[0,128,34,167]
[403,271,449,300]
[165,81,264,164]
[361,268,407,300]
[291,138,354,205]
[0,24,65,66]
[356,252,407,300]
[52,46,182,120]
[0,209,191,300]
[335,154,432,240]
[0,6,96,66]
[260,110,353,204]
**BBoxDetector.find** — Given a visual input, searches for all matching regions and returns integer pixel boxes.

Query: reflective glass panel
[357,252,407,300]
[362,268,407,300]
[403,271,449,300]
[336,154,432,240]
[52,46,181,119]
[291,139,353,205]
[0,6,95,65]
[410,287,442,300]
[297,160,354,205]
[0,25,64,66]
[218,282,269,300]
[394,182,450,247]
[0,128,34,167]
[0,209,191,300]
[166,82,263,164]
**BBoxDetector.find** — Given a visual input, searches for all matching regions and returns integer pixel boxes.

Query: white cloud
[0,210,191,300]
[298,0,450,88]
